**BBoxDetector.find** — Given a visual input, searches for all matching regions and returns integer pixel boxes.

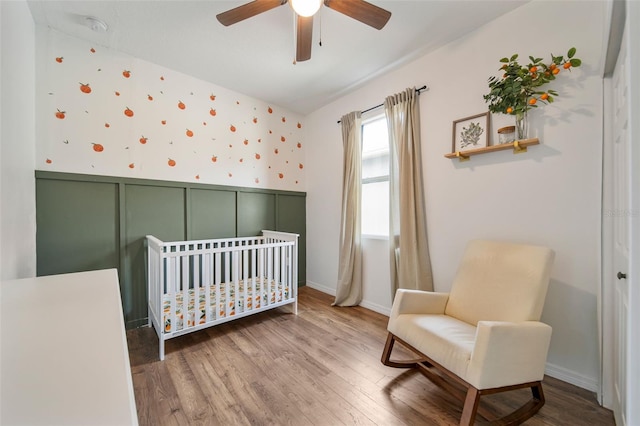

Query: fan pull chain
[292,12,297,65]
[318,9,322,47]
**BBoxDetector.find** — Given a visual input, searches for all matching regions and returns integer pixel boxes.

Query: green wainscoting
[35,171,306,329]
[277,194,307,283]
[237,192,276,237]
[36,179,120,274]
[190,189,237,240]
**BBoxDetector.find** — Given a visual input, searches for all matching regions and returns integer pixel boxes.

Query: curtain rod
[336,85,428,124]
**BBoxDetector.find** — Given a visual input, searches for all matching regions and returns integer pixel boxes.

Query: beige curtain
[385,88,433,296]
[333,111,363,306]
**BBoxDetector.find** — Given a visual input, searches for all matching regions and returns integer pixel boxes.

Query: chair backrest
[444,240,555,325]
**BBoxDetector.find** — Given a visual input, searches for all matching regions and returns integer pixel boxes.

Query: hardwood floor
[127,287,615,425]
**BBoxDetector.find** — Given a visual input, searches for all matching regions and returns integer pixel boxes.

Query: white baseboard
[545,362,599,392]
[305,281,391,316]
[359,300,391,316]
[305,280,336,296]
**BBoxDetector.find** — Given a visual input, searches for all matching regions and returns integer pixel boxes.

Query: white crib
[146,230,299,360]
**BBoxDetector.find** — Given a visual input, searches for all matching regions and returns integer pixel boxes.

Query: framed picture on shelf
[451,112,490,153]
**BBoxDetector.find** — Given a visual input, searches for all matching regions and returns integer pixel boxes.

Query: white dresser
[1,269,138,425]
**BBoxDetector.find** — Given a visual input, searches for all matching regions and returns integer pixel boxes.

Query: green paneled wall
[36,179,120,275]
[237,192,276,237]
[35,171,306,329]
[124,185,187,327]
[190,189,236,240]
[277,194,307,281]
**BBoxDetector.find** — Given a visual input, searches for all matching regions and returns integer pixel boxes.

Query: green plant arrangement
[483,47,582,139]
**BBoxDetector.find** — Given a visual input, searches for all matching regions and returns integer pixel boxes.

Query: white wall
[35,29,306,191]
[1,0,37,280]
[306,0,606,391]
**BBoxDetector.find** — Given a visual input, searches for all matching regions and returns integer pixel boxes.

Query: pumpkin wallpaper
[40,31,305,190]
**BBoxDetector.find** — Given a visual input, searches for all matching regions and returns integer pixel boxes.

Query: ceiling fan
[216,0,392,62]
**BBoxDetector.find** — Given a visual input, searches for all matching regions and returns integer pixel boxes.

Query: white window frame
[361,112,390,239]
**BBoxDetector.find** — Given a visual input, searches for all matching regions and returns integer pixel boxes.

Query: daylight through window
[361,114,389,237]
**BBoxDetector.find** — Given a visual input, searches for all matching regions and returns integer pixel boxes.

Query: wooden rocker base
[381,332,546,426]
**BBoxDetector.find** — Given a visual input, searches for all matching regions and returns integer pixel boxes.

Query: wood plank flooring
[127,286,615,425]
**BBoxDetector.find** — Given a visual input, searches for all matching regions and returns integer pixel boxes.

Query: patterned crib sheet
[163,279,289,333]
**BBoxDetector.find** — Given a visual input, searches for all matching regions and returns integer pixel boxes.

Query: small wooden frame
[452,112,490,154]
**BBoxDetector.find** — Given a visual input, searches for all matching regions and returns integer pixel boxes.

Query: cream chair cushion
[444,240,554,325]
[389,313,476,379]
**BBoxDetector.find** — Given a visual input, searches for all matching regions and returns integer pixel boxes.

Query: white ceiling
[27,0,528,115]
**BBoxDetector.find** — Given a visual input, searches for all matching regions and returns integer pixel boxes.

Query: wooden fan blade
[296,15,313,62]
[217,0,286,26]
[324,0,391,30]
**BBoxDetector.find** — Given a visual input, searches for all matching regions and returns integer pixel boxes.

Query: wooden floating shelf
[445,138,540,162]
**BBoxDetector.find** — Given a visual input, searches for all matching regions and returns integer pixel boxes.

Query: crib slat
[170,256,177,335]
[279,246,284,302]
[225,249,231,316]
[242,248,248,313]
[284,245,289,301]
[251,246,257,311]
[182,252,189,330]
[277,245,281,300]
[215,252,221,320]
[287,245,293,300]
[258,247,265,309]
[204,252,211,323]
[233,250,239,316]
[158,250,163,321]
[193,251,201,327]
[267,246,273,306]
[276,246,281,302]
[282,245,287,301]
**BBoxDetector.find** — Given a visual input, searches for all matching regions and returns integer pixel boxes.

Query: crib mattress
[162,279,290,333]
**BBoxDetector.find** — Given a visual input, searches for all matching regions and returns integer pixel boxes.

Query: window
[361,114,389,237]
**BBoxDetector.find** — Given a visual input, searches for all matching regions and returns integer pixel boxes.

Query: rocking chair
[382,239,555,425]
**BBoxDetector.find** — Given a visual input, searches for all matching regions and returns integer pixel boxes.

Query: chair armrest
[389,289,449,320]
[466,321,552,390]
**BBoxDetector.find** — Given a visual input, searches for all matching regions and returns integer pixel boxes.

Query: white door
[603,21,630,426]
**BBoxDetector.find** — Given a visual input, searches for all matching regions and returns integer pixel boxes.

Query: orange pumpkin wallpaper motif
[42,32,305,190]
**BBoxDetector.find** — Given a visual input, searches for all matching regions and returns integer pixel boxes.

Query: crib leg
[281,300,298,315]
[160,339,165,361]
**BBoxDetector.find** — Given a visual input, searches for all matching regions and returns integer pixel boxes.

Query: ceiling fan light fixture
[290,0,322,17]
